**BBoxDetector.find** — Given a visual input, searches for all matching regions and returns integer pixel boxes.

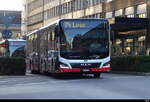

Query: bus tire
[31,70,36,74]
[31,70,40,74]
[52,73,58,78]
[94,73,101,78]
[52,73,63,79]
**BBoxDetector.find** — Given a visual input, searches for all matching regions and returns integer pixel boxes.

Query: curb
[144,73,150,76]
[109,71,150,76]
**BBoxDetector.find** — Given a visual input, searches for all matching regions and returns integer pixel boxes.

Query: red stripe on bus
[91,67,111,72]
[59,67,111,73]
[59,68,81,73]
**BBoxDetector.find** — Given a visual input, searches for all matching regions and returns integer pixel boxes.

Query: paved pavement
[0,72,150,99]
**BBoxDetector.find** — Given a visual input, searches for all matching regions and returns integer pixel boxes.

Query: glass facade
[112,30,147,56]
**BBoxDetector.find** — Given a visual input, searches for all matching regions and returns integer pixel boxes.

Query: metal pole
[59,0,61,19]
[71,0,74,18]
[83,0,87,18]
[42,0,45,26]
[145,0,150,55]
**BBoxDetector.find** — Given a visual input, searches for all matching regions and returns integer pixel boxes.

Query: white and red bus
[26,19,111,78]
[0,39,26,57]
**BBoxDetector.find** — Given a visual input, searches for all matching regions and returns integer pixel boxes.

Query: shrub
[111,56,150,73]
[0,57,26,75]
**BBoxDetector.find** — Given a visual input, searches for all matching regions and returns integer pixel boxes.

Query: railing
[0,24,21,27]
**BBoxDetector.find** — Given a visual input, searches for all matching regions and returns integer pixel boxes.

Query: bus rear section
[49,19,111,78]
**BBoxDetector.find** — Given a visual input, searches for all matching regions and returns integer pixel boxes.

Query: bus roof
[26,18,109,37]
[39,19,60,31]
[59,18,108,21]
[26,19,60,37]
[7,39,26,42]
[26,29,39,37]
[0,39,26,45]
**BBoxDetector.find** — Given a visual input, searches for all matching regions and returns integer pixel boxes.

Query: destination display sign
[63,22,86,28]
[61,20,106,29]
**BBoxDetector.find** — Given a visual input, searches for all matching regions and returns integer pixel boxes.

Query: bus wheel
[31,70,40,74]
[94,73,101,78]
[52,73,59,78]
[31,70,36,74]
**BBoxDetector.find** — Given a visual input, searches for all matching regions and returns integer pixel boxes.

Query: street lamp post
[42,0,45,26]
[71,0,74,18]
[59,0,61,19]
[146,0,150,55]
[83,0,88,18]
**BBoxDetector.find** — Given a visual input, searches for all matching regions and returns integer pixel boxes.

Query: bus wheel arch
[93,73,101,78]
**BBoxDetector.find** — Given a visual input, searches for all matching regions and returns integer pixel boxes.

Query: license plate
[82,69,90,72]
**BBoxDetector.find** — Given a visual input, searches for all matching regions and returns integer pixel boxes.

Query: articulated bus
[0,39,26,57]
[26,19,111,78]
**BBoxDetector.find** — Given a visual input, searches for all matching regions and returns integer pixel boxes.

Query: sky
[0,0,23,11]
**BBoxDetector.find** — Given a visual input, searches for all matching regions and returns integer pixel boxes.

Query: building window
[115,9,123,17]
[106,12,112,19]
[27,13,43,25]
[27,0,43,12]
[127,14,134,18]
[125,7,134,17]
[137,4,147,18]
[138,13,147,18]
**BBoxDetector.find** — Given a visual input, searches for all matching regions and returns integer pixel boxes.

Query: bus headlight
[60,63,70,69]
[103,62,110,68]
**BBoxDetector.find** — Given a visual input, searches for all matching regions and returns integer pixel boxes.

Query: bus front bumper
[58,67,111,73]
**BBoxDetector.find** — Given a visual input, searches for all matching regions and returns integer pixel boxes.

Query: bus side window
[50,32,53,50]
[55,26,59,38]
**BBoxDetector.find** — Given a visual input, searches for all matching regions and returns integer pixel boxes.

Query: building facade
[23,0,150,56]
[0,10,21,40]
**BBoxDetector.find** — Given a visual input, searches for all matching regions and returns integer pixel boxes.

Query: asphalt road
[0,72,150,99]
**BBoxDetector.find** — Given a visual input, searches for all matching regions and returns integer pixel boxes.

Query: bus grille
[70,63,101,69]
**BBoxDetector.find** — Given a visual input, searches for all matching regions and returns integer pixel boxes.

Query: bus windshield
[60,20,109,59]
[9,41,26,56]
